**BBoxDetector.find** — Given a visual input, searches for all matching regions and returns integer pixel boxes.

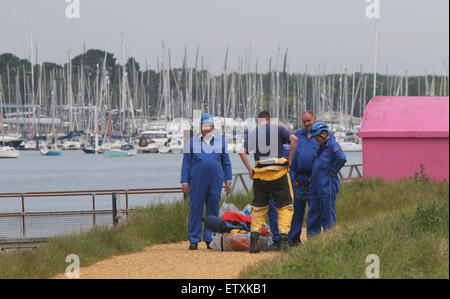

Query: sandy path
[55,230,307,279]
[55,241,279,279]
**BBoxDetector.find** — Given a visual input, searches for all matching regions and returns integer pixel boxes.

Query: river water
[0,150,361,239]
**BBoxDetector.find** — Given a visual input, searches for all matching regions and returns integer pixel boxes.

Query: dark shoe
[289,236,302,247]
[278,234,289,250]
[249,232,260,253]
[266,239,280,251]
[189,242,198,250]
[205,241,212,250]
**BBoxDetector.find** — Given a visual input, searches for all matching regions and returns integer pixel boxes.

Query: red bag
[222,211,269,236]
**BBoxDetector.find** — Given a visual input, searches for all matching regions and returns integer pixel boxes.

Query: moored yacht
[0,145,20,158]
[40,144,62,156]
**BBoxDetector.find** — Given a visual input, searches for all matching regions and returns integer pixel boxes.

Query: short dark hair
[258,111,270,121]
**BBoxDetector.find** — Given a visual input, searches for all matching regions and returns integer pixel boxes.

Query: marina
[0,150,362,239]
[0,0,448,280]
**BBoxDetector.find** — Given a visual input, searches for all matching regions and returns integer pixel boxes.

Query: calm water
[1,150,362,213]
[1,150,361,239]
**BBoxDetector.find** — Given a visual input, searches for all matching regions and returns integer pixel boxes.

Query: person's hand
[225,182,232,195]
[182,184,190,195]
[248,169,254,180]
[330,172,336,177]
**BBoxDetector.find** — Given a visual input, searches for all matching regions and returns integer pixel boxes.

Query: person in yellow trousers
[239,111,298,253]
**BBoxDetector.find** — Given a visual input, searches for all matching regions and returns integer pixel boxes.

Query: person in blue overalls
[267,111,319,249]
[308,122,347,236]
[181,113,233,250]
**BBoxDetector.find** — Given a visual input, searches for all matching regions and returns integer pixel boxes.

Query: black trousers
[252,174,293,208]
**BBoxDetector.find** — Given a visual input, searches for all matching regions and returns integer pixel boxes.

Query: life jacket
[253,157,289,181]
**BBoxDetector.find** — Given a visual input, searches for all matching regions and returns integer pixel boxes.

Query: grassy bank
[0,178,448,279]
[0,200,190,279]
[240,178,449,279]
[0,193,249,279]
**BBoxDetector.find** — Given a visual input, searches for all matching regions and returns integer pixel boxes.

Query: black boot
[189,242,198,250]
[266,239,280,251]
[288,240,302,247]
[279,234,289,250]
[249,232,260,253]
[289,235,302,247]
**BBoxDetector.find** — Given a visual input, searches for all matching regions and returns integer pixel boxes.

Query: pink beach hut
[358,96,449,182]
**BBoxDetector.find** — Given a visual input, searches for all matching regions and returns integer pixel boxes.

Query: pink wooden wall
[359,97,449,182]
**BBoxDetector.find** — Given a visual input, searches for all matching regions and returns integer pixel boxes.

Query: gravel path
[55,241,278,279]
[55,229,307,279]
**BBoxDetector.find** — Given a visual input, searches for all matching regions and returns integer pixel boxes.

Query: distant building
[358,96,449,182]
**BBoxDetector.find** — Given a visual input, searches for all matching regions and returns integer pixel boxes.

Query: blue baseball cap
[310,122,329,137]
[201,113,214,125]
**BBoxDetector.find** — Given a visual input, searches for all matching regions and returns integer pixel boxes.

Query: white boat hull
[170,147,183,154]
[340,142,362,152]
[0,147,20,158]
[158,146,170,153]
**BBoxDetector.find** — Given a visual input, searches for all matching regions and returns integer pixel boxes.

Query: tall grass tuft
[240,178,449,279]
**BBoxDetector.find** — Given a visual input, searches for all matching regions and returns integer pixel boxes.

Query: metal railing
[230,163,363,194]
[339,163,363,182]
[0,187,184,238]
[0,173,246,239]
[0,165,362,240]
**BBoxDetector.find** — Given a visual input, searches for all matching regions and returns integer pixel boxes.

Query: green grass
[0,193,251,279]
[0,178,448,279]
[239,179,449,279]
[0,200,190,279]
[336,178,448,226]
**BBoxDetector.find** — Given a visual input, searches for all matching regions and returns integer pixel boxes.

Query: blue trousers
[188,174,222,243]
[268,200,279,241]
[307,177,338,237]
[288,192,308,242]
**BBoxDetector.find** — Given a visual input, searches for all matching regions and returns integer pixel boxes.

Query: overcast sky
[0,0,448,75]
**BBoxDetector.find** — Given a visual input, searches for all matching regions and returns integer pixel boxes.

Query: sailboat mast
[373,19,379,98]
[121,34,127,133]
[29,16,37,136]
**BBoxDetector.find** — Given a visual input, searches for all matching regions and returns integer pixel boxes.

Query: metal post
[355,165,363,179]
[112,192,118,227]
[125,191,129,220]
[92,193,96,226]
[21,193,26,237]
[239,174,250,194]
[349,166,354,180]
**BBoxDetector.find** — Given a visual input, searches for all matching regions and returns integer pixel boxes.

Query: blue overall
[181,134,233,243]
[308,138,346,237]
[288,128,320,240]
